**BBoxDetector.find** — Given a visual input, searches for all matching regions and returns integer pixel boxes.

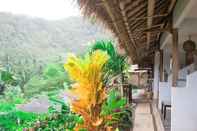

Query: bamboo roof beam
[147,0,156,49]
[107,14,167,26]
[168,0,177,13]
[129,14,168,21]
[101,0,137,60]
[119,1,138,50]
[127,2,147,19]
[76,0,178,65]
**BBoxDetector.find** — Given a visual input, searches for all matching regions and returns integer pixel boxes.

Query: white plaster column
[153,51,160,99]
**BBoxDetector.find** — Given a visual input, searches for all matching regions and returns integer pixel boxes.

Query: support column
[159,50,164,82]
[171,29,180,87]
[153,51,160,99]
[137,72,140,87]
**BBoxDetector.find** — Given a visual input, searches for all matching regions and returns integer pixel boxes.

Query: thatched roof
[76,0,177,66]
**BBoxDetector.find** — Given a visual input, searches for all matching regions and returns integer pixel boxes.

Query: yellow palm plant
[64,50,109,130]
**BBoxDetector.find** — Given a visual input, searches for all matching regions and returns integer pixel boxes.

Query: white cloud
[0,0,81,20]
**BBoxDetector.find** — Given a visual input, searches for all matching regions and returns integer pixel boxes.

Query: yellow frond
[64,51,109,130]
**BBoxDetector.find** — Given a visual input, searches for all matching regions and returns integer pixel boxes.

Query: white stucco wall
[153,51,160,99]
[158,82,171,109]
[163,48,171,76]
[160,1,197,130]
[172,71,197,131]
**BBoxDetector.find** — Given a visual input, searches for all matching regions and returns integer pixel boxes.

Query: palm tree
[89,40,128,83]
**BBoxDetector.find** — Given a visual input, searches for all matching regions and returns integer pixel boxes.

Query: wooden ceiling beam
[128,8,147,23]
[155,0,166,9]
[147,0,156,49]
[118,0,131,8]
[119,1,138,55]
[108,12,167,25]
[125,0,146,15]
[130,21,146,31]
[129,14,168,22]
[127,2,147,19]
[133,24,163,32]
[144,27,172,33]
[168,0,177,13]
[101,0,137,60]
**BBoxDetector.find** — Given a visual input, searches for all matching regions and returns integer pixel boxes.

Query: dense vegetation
[0,12,132,131]
[0,12,111,95]
[0,12,111,64]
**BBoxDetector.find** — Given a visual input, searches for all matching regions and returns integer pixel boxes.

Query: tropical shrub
[101,89,132,130]
[0,110,46,131]
[0,95,84,131]
[0,68,16,95]
[64,50,109,131]
[36,97,84,131]
[89,40,128,83]
[25,63,71,96]
[0,96,46,131]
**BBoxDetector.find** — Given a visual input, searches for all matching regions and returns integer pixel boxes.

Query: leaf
[64,50,109,130]
[89,40,127,83]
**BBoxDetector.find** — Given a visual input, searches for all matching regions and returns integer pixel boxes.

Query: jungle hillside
[0,12,111,63]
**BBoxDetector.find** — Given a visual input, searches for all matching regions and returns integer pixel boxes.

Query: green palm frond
[89,40,128,82]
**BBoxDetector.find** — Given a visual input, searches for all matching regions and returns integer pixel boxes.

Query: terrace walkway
[133,103,155,131]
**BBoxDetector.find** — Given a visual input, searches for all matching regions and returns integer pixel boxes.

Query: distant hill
[0,12,112,63]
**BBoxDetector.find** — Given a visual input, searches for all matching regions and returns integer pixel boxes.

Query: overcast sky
[0,0,81,20]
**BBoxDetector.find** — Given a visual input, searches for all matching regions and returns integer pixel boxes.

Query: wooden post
[129,85,132,103]
[159,50,164,82]
[121,73,124,97]
[171,29,179,87]
[137,72,140,87]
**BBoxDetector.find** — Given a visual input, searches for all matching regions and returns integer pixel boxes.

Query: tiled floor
[133,103,155,131]
[162,109,171,131]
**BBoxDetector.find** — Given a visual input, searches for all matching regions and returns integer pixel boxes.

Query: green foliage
[0,96,46,131]
[0,13,111,63]
[89,40,128,83]
[0,56,43,94]
[0,110,46,131]
[25,63,71,96]
[0,12,111,95]
[0,95,83,131]
[43,63,71,85]
[0,68,17,95]
[0,97,25,112]
[101,89,132,130]
[0,67,15,85]
[1,70,14,83]
[101,89,127,116]
[37,97,84,131]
